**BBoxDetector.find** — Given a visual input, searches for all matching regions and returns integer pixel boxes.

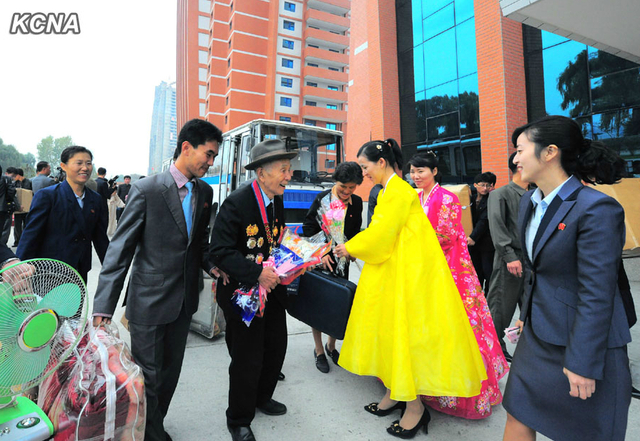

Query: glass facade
[396,0,480,183]
[524,26,640,173]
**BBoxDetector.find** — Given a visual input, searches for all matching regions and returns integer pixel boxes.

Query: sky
[0,0,177,177]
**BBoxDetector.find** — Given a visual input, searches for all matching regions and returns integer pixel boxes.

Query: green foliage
[37,135,74,167]
[0,137,38,177]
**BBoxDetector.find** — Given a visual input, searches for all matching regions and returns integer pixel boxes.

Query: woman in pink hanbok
[408,152,509,419]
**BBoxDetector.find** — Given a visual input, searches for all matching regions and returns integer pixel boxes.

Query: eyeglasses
[476,183,492,188]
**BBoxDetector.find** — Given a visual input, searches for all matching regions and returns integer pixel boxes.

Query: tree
[0,138,39,177]
[37,135,74,166]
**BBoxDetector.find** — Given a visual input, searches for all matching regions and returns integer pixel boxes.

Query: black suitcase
[286,269,356,340]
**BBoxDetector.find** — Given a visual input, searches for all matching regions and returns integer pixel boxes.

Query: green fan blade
[39,283,82,317]
[0,343,50,389]
[0,283,28,335]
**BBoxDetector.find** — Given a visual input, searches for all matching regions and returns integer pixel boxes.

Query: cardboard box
[15,188,33,214]
[442,184,473,236]
[591,178,640,257]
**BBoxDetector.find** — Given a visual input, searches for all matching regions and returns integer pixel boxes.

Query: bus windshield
[258,122,340,184]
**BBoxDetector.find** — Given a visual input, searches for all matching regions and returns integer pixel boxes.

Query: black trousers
[470,245,494,292]
[223,296,287,427]
[0,212,11,246]
[13,213,27,246]
[128,307,192,441]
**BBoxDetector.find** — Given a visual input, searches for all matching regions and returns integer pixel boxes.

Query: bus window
[237,135,252,186]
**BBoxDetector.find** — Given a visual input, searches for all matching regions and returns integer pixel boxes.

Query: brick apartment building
[177,0,350,137]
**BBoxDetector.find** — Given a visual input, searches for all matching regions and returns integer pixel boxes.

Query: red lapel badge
[91,209,95,214]
[558,223,566,230]
[204,202,209,209]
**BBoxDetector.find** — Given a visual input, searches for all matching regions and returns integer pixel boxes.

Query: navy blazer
[16,180,109,279]
[518,176,631,380]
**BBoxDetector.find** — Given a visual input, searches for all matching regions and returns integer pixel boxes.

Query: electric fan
[0,259,87,440]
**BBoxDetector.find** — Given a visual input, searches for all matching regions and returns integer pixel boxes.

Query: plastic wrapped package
[48,324,146,441]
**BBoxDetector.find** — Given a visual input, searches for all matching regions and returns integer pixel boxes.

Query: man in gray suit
[92,119,228,441]
[31,161,54,193]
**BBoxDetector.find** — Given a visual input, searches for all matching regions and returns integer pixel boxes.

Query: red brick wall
[475,1,528,187]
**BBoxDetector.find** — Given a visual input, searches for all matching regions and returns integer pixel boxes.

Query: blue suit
[503,176,632,441]
[16,180,109,281]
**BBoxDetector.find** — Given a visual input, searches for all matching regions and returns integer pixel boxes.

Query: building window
[284,2,296,12]
[229,20,232,30]
[307,81,318,87]
[283,20,295,31]
[280,116,292,122]
[283,39,295,50]
[199,103,206,117]
[225,96,229,105]
[199,68,207,82]
[227,58,231,67]
[225,115,228,124]
[304,120,316,126]
[328,66,340,72]
[199,1,211,13]
[308,63,318,67]
[308,44,319,49]
[328,85,339,91]
[280,97,292,107]
[281,77,293,88]
[329,48,340,53]
[326,123,337,130]
[199,85,207,99]
[198,16,209,30]
[305,101,317,107]
[198,50,208,64]
[230,2,233,10]
[282,58,294,68]
[226,77,230,87]
[327,104,338,110]
[198,33,208,47]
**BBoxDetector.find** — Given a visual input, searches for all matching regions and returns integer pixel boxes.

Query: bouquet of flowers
[232,229,331,326]
[317,194,348,275]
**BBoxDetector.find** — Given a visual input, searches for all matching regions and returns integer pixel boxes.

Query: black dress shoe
[364,401,406,417]
[228,425,256,441]
[325,343,340,365]
[632,385,640,400]
[278,372,285,381]
[256,398,287,416]
[386,408,431,439]
[314,350,330,373]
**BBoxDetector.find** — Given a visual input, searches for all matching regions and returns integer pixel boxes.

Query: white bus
[201,119,344,232]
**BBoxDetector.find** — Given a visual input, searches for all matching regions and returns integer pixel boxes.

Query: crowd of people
[0,115,637,441]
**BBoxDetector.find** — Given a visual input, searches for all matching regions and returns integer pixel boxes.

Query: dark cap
[245,139,298,170]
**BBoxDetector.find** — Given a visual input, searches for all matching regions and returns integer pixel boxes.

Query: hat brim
[245,151,298,170]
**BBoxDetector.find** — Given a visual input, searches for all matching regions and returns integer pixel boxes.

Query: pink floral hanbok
[419,184,509,419]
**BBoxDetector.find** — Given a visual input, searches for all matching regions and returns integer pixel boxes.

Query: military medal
[247,237,257,249]
[257,237,264,247]
[246,224,259,236]
[246,254,255,262]
[251,181,278,258]
[256,253,264,264]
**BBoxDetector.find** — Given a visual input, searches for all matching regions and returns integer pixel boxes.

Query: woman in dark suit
[502,116,632,441]
[302,161,363,373]
[16,146,109,283]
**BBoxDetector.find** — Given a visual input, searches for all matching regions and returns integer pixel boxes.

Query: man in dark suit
[92,119,227,441]
[468,172,495,291]
[95,167,111,201]
[16,146,109,282]
[116,175,131,221]
[210,139,296,441]
[12,168,32,247]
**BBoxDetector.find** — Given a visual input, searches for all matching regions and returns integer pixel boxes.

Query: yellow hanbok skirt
[340,176,487,401]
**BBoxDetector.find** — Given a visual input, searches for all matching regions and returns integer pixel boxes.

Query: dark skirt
[503,321,631,441]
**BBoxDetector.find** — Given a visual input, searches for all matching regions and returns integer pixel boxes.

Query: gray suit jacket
[518,176,631,380]
[31,174,55,193]
[92,170,214,325]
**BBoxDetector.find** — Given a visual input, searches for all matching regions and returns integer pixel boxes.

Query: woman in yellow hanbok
[334,139,487,439]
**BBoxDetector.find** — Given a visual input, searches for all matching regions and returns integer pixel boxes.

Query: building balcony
[303,65,348,84]
[307,0,350,17]
[301,105,347,123]
[302,85,347,103]
[304,46,349,67]
[304,8,349,33]
[304,27,349,50]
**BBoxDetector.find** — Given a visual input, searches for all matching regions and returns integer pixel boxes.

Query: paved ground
[24,228,636,441]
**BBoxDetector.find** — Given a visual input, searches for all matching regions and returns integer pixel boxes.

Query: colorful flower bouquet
[232,229,331,326]
[317,194,348,276]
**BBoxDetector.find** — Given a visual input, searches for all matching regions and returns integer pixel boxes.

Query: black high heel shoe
[364,401,406,417]
[386,408,431,439]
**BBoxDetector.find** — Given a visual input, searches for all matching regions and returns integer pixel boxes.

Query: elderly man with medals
[210,139,297,441]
